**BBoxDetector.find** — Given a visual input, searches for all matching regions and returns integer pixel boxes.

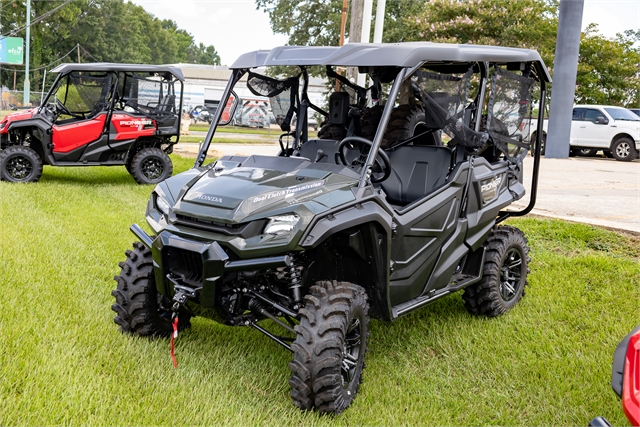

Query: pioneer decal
[252,180,325,203]
[480,174,502,203]
[119,119,153,126]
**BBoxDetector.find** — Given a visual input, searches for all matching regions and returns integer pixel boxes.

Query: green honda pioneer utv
[112,42,551,414]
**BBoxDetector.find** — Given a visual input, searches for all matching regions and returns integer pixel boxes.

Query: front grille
[165,247,203,286]
[174,214,266,238]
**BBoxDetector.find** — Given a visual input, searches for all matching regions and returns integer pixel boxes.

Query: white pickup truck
[528,105,640,161]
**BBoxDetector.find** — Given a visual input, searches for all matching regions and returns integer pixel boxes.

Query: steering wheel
[337,136,391,183]
[40,104,57,121]
[55,98,75,117]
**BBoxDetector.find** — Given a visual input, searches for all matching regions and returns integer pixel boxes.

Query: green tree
[186,43,221,65]
[575,25,640,107]
[0,0,221,96]
[403,0,558,68]
[255,0,345,46]
[255,0,425,46]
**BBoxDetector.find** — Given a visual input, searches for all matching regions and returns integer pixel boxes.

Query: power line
[1,0,76,37]
[79,44,100,62]
[1,43,97,73]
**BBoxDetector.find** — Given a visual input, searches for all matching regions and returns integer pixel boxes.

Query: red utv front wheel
[0,146,43,183]
[130,147,173,185]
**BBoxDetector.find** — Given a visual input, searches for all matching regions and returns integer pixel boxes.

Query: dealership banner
[0,37,24,65]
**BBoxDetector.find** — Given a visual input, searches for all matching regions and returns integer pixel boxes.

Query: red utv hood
[0,108,36,133]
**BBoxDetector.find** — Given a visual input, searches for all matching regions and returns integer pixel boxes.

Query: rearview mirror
[596,115,609,125]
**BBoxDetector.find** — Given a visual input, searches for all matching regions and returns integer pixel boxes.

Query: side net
[326,66,367,108]
[127,75,176,115]
[246,72,299,132]
[411,68,488,148]
[485,67,535,162]
[65,73,112,115]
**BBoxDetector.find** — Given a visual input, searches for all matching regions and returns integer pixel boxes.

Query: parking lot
[513,155,639,234]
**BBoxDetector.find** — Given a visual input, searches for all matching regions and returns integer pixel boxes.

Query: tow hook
[166,274,199,306]
[166,275,200,368]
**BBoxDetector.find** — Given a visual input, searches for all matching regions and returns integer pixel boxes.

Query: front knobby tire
[130,147,173,185]
[0,145,43,182]
[111,241,191,337]
[289,280,369,414]
[462,226,530,317]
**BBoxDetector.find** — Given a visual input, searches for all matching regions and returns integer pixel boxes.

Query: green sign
[0,37,24,65]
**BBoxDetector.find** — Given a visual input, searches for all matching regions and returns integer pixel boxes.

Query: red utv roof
[50,63,185,81]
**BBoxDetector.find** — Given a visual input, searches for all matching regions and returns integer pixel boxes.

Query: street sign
[0,37,24,65]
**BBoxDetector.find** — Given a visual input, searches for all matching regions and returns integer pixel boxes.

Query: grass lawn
[0,158,638,426]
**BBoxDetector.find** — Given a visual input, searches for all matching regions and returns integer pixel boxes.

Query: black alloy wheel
[499,248,523,302]
[0,145,43,183]
[141,156,164,181]
[341,316,363,388]
[130,147,173,185]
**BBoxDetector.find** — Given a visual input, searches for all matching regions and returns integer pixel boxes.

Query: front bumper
[131,224,292,307]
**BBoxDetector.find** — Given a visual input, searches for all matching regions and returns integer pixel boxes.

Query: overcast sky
[130,0,640,66]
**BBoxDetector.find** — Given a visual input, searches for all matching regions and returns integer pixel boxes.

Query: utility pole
[346,0,363,84]
[23,0,30,106]
[373,0,386,44]
[77,44,81,63]
[339,0,348,47]
[335,0,349,91]
[349,0,363,44]
[545,0,584,158]
[356,0,373,87]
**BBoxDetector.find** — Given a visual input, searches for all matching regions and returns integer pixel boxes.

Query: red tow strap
[170,316,179,368]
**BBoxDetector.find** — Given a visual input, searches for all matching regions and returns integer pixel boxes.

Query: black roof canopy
[231,42,551,82]
[50,63,185,81]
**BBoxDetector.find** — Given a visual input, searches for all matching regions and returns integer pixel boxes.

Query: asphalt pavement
[174,141,640,235]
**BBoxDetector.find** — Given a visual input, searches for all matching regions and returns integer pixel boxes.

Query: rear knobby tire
[111,241,191,337]
[0,145,43,182]
[462,226,530,317]
[611,137,638,162]
[359,105,384,142]
[289,280,369,414]
[130,147,173,185]
[383,104,433,148]
[317,119,347,140]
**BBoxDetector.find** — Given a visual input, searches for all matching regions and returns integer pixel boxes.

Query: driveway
[514,156,639,234]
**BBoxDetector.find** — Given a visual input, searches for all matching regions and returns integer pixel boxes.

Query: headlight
[155,194,171,215]
[0,121,6,130]
[264,214,299,236]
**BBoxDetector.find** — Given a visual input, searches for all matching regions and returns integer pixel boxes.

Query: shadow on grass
[39,167,147,186]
